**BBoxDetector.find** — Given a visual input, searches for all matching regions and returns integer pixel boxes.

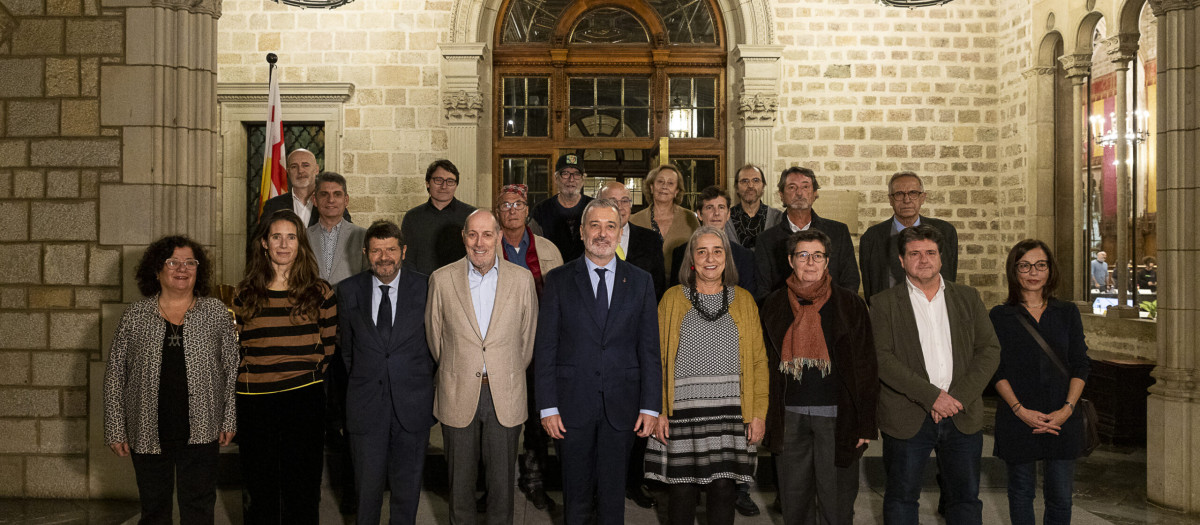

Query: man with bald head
[596,181,665,300]
[427,209,539,525]
[258,148,351,228]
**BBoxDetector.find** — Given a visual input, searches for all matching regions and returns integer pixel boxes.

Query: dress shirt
[292,193,313,227]
[502,230,530,265]
[905,275,954,391]
[318,219,343,280]
[371,273,400,326]
[618,223,631,256]
[785,213,812,232]
[542,255,658,420]
[892,215,921,232]
[467,257,499,340]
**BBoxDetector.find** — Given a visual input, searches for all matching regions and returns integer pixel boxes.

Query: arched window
[493,0,726,209]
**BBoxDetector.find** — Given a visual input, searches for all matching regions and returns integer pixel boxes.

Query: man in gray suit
[308,171,367,284]
[869,224,1000,525]
[427,210,538,525]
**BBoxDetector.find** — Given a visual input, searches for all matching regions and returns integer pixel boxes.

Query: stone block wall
[217,0,453,225]
[0,0,124,497]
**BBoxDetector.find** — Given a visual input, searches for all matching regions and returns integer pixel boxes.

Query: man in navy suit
[535,198,662,525]
[336,220,436,525]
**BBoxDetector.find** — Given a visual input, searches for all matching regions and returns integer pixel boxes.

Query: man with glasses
[531,154,593,263]
[596,181,665,301]
[727,164,782,249]
[401,159,476,275]
[859,171,958,302]
[495,184,564,511]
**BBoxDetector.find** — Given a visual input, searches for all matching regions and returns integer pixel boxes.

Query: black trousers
[519,367,550,493]
[237,384,326,525]
[131,440,220,525]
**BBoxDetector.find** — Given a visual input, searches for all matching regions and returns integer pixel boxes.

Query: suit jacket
[534,257,662,431]
[307,220,368,285]
[760,285,877,467]
[426,258,538,429]
[336,270,436,434]
[259,191,351,228]
[859,215,959,301]
[625,224,666,299]
[870,279,1000,439]
[754,211,861,297]
[668,239,758,298]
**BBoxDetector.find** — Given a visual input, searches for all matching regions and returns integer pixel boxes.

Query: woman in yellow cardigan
[644,226,769,525]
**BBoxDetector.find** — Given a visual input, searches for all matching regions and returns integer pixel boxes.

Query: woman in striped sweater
[234,210,337,525]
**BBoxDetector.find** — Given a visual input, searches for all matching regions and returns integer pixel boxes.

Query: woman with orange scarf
[760,229,879,524]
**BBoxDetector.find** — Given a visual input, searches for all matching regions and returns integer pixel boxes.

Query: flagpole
[257,53,284,218]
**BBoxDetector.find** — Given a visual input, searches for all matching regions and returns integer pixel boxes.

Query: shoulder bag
[1015,314,1100,457]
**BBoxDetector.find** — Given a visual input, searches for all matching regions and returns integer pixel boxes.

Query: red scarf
[780,272,832,381]
[503,227,545,297]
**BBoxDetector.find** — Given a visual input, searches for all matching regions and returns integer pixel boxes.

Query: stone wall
[770,0,1026,304]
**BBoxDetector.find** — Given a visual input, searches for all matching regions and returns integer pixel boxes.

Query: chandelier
[1090,110,1149,148]
[878,0,953,7]
[271,0,355,9]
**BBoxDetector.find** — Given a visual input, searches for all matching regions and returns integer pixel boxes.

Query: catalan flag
[257,62,286,218]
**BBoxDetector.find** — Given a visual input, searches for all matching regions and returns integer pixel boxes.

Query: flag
[257,67,286,218]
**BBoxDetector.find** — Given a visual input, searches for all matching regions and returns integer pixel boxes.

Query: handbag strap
[1015,312,1070,379]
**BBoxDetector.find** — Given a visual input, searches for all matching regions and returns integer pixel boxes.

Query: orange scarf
[780,272,832,381]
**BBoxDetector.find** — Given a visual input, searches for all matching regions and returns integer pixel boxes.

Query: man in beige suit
[427,209,539,525]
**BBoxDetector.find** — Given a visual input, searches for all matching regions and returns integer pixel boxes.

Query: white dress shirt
[467,257,499,340]
[292,193,314,226]
[786,213,812,232]
[371,273,400,326]
[905,275,954,391]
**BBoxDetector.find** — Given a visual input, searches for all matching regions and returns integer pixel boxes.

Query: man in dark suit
[859,171,958,301]
[535,198,662,525]
[258,148,351,228]
[870,224,999,525]
[755,167,859,297]
[669,185,757,297]
[336,220,436,525]
[597,181,666,300]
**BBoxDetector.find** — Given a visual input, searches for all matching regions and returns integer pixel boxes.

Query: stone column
[1059,54,1091,302]
[731,45,782,206]
[439,43,488,207]
[1106,35,1140,317]
[1023,66,1057,244]
[1146,0,1200,512]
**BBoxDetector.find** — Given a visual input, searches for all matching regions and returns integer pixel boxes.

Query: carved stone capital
[737,94,778,123]
[1022,66,1056,79]
[1149,0,1200,17]
[443,90,484,123]
[1150,365,1200,400]
[1105,33,1140,64]
[1058,54,1092,79]
[152,0,221,17]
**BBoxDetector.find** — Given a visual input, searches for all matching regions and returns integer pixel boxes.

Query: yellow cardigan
[657,285,770,422]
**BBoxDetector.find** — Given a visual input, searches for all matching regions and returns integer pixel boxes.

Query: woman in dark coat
[990,239,1090,525]
[760,229,878,524]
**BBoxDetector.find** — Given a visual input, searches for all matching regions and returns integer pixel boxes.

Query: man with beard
[336,221,436,524]
[495,184,562,510]
[596,181,665,301]
[427,210,539,525]
[754,167,860,296]
[726,164,782,250]
[530,154,593,262]
[535,199,662,525]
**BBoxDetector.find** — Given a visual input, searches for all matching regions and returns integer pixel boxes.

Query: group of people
[103,149,1092,525]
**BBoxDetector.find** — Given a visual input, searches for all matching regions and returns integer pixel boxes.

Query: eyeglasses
[430,177,458,187]
[738,177,763,185]
[791,251,827,263]
[165,258,200,270]
[889,190,925,201]
[614,198,633,207]
[498,201,527,211]
[558,170,583,180]
[1016,261,1049,273]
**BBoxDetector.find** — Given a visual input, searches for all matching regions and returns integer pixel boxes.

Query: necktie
[594,268,609,327]
[615,245,626,260]
[377,285,392,336]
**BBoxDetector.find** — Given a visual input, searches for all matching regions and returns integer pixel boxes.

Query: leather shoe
[525,486,556,510]
[626,486,657,508]
[735,491,760,516]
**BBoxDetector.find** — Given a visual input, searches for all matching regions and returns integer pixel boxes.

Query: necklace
[689,285,731,322]
[1023,301,1046,309]
[165,319,182,346]
[157,294,194,346]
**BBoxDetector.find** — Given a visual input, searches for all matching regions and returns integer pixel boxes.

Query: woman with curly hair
[235,210,337,524]
[103,235,239,524]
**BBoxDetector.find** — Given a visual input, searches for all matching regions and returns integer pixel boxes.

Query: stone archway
[439,0,782,207]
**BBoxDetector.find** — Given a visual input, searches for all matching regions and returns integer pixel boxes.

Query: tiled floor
[2,437,1196,524]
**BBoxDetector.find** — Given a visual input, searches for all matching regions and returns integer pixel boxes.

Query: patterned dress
[645,287,757,484]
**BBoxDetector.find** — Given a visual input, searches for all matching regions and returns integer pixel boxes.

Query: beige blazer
[426,257,539,428]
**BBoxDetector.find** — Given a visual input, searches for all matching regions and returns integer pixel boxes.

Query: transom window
[493,0,726,211]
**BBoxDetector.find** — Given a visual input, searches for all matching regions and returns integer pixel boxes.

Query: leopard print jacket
[103,296,239,454]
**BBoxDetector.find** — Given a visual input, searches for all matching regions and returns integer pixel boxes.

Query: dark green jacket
[870,279,1000,439]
